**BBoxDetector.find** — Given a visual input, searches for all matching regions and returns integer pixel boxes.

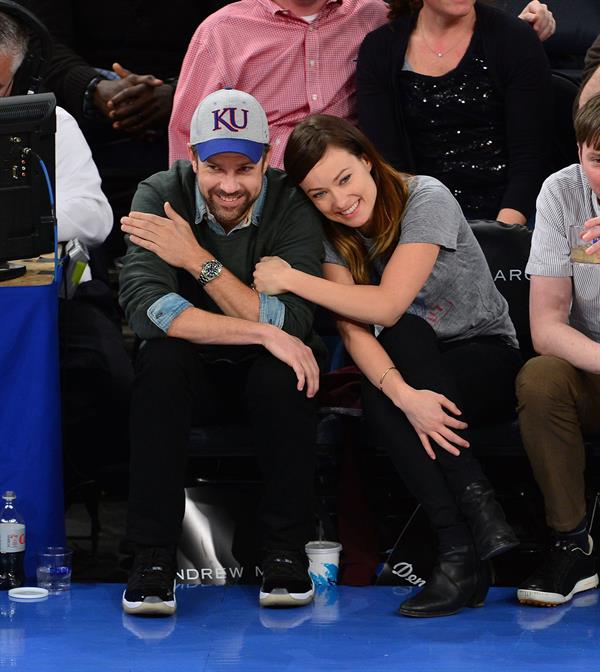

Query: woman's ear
[361,155,372,172]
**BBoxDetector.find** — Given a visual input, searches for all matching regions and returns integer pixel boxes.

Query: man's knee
[134,337,197,383]
[247,353,318,408]
[516,355,580,411]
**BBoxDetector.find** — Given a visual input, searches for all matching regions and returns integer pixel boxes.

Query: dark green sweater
[119,161,325,353]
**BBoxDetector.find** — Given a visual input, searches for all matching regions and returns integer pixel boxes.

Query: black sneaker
[122,547,177,616]
[517,535,598,607]
[259,550,314,608]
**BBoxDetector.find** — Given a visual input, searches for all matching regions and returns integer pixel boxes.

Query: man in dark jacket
[119,89,325,617]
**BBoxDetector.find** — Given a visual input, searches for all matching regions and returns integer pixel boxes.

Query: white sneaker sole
[517,573,599,607]
[259,588,314,608]
[122,583,177,616]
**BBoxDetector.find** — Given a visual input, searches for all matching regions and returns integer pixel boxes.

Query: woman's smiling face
[299,145,378,235]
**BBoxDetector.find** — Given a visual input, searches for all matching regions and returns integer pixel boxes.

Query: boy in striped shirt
[515,94,600,607]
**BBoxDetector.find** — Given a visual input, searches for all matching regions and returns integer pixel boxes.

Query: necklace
[420,30,470,58]
[417,15,474,58]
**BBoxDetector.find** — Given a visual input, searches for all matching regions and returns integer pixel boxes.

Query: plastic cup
[569,224,600,264]
[305,541,342,587]
[36,547,73,593]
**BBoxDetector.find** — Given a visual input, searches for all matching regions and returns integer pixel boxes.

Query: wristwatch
[82,76,105,119]
[198,259,223,286]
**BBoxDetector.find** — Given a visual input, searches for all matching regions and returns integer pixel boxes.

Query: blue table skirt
[0,277,65,578]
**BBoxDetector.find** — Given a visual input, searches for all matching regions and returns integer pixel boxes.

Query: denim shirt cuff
[147,293,193,333]
[258,293,285,328]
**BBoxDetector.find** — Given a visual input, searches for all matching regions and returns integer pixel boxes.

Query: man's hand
[518,1,556,42]
[107,63,174,133]
[253,256,292,295]
[93,63,163,118]
[121,201,206,272]
[582,215,600,259]
[261,327,320,398]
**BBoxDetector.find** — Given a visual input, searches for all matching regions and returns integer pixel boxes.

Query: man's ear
[262,147,273,175]
[187,145,198,172]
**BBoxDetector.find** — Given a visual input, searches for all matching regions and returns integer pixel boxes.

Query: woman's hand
[253,256,292,295]
[394,386,469,460]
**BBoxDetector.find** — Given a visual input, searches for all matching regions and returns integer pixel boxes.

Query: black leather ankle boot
[397,545,489,618]
[459,479,519,561]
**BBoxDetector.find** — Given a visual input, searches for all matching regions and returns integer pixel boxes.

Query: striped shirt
[527,163,600,343]
[168,0,388,168]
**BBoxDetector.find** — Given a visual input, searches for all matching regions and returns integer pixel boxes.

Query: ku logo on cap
[212,107,249,133]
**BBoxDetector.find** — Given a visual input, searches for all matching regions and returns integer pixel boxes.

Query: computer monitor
[0,92,56,281]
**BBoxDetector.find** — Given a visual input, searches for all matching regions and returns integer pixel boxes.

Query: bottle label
[0,523,25,553]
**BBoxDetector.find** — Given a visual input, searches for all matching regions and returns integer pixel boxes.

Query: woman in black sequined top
[357,0,552,223]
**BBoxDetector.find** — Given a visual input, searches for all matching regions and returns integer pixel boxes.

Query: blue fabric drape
[0,277,65,578]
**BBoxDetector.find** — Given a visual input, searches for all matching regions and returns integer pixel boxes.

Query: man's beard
[205,188,254,228]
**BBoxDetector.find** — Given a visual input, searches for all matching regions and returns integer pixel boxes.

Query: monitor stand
[0,262,27,281]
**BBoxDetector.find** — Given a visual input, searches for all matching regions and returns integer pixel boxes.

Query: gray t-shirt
[526,163,600,343]
[324,175,518,346]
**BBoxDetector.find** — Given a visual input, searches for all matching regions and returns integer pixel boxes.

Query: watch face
[200,259,223,285]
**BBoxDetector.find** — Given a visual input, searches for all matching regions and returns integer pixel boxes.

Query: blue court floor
[1,584,597,671]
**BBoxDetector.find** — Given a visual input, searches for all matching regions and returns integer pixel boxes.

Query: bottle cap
[8,587,48,601]
[2,491,16,501]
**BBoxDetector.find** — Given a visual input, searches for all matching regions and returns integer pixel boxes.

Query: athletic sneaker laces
[534,538,591,584]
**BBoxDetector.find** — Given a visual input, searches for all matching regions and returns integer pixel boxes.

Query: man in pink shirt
[169,0,388,168]
[169,0,555,169]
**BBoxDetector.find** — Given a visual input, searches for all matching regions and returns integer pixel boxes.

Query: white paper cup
[305,541,342,587]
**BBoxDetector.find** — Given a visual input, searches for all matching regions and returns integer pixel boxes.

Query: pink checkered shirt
[168,0,388,168]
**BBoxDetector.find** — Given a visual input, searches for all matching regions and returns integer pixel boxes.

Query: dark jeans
[362,315,522,545]
[127,338,318,553]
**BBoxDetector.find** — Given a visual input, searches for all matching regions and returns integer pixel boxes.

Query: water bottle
[0,491,26,590]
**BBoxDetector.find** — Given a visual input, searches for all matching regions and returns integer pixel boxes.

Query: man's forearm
[532,320,600,374]
[202,271,260,321]
[168,305,269,345]
[183,248,260,321]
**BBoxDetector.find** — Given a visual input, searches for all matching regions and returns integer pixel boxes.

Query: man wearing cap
[118,89,325,616]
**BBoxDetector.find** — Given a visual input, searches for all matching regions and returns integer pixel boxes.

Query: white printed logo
[391,561,426,587]
[493,269,531,282]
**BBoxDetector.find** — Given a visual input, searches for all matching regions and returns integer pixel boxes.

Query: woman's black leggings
[362,314,522,546]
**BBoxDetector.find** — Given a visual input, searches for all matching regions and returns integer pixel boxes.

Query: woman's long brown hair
[284,115,410,285]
